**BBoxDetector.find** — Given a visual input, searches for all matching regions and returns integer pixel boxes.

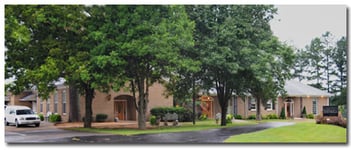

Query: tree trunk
[256,97,262,121]
[84,85,94,128]
[217,90,229,126]
[137,78,147,130]
[137,102,147,129]
[220,100,228,126]
[69,84,80,122]
[192,79,196,125]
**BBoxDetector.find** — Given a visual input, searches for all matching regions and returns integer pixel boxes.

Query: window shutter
[272,100,275,110]
[248,98,251,110]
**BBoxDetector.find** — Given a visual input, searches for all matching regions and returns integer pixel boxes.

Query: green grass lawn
[67,119,257,136]
[225,122,347,143]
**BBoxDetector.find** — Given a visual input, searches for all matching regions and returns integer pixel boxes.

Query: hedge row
[49,114,62,122]
[150,107,192,122]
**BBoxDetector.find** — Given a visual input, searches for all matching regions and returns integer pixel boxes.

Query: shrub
[247,115,256,120]
[96,114,108,122]
[38,114,44,121]
[149,115,157,126]
[180,109,193,122]
[280,107,286,119]
[226,114,233,123]
[265,114,278,119]
[306,113,314,119]
[233,114,242,119]
[49,114,62,122]
[262,115,268,120]
[316,116,347,128]
[338,118,347,128]
[199,114,207,120]
[234,115,243,119]
[302,106,307,117]
[150,107,192,122]
[316,115,323,124]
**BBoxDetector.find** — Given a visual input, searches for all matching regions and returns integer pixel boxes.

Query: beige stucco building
[5,82,173,123]
[202,80,332,119]
[6,79,332,122]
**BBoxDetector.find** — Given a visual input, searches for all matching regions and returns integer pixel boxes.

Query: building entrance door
[285,100,294,118]
[114,100,127,120]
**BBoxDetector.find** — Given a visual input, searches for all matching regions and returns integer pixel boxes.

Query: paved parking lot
[5,121,57,132]
[5,120,296,143]
[5,121,111,143]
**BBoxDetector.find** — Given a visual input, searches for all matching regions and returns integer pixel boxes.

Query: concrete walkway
[45,122,295,144]
[55,121,142,129]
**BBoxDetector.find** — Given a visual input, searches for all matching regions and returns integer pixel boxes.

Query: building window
[54,91,58,113]
[233,96,238,115]
[62,90,66,114]
[46,99,50,113]
[249,98,256,111]
[312,98,318,115]
[40,98,43,113]
[266,100,273,111]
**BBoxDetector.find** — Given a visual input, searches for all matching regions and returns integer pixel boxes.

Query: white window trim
[266,100,273,111]
[62,90,67,114]
[249,98,256,111]
[312,98,318,115]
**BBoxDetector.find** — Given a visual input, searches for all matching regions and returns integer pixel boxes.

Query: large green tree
[305,37,325,89]
[292,48,309,82]
[5,5,122,128]
[320,31,335,93]
[186,5,292,125]
[331,36,347,93]
[88,5,195,129]
[5,5,86,122]
[244,37,294,120]
[330,36,347,106]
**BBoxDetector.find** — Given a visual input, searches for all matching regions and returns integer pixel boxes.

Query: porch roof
[201,80,333,98]
[5,95,10,102]
[20,93,37,102]
[284,80,333,97]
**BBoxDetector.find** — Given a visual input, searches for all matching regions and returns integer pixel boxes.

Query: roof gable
[284,80,333,97]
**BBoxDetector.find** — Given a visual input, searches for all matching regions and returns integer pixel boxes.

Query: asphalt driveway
[43,122,295,144]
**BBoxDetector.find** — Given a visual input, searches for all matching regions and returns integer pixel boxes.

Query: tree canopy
[185,5,294,124]
[292,32,347,105]
[5,5,195,129]
[6,4,302,128]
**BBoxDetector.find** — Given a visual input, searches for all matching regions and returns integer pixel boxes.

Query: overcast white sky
[270,5,347,49]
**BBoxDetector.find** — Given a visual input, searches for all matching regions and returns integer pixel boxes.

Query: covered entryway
[199,95,214,118]
[284,99,294,118]
[114,100,127,120]
[114,95,137,121]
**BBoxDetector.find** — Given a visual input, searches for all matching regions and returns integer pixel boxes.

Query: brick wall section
[8,92,32,108]
[34,83,329,122]
[236,97,246,118]
[79,82,173,122]
[275,96,329,118]
[36,86,70,122]
[212,95,329,119]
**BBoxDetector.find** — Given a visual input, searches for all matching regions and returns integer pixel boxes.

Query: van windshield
[16,109,34,115]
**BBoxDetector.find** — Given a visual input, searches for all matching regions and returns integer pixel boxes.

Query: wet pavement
[43,122,295,144]
[5,121,111,143]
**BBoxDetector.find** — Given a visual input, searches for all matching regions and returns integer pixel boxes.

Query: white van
[5,105,40,127]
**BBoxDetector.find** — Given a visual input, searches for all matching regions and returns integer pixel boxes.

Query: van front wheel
[4,119,9,126]
[15,120,20,128]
